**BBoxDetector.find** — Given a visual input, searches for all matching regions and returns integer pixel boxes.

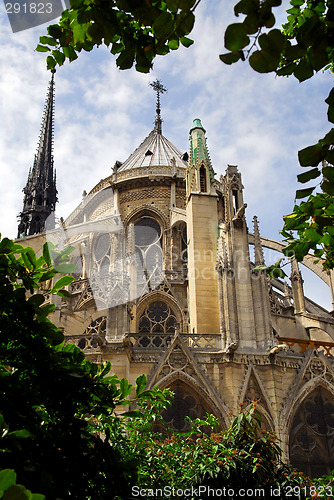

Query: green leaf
[54,263,76,273]
[52,50,66,66]
[47,24,63,39]
[62,45,78,62]
[308,45,329,71]
[276,62,297,76]
[52,276,75,290]
[321,180,334,195]
[28,294,45,307]
[0,470,16,493]
[328,105,334,124]
[325,88,334,107]
[179,0,196,8]
[249,49,279,72]
[176,11,195,36]
[258,29,285,54]
[36,44,50,52]
[8,429,31,439]
[294,58,314,82]
[56,289,71,298]
[168,38,179,50]
[42,242,52,267]
[136,374,147,395]
[152,12,174,39]
[46,56,57,70]
[116,49,135,70]
[119,378,132,399]
[323,166,334,182]
[166,0,180,11]
[284,43,305,61]
[2,484,30,500]
[298,143,326,167]
[297,167,320,183]
[39,36,58,46]
[219,51,242,64]
[180,36,194,47]
[224,23,250,51]
[296,186,316,198]
[234,0,260,16]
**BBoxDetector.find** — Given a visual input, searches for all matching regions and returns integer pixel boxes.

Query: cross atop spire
[149,79,167,135]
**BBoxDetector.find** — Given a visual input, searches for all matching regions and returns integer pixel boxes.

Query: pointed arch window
[200,165,207,192]
[289,387,334,477]
[138,301,176,334]
[160,380,215,432]
[134,217,163,288]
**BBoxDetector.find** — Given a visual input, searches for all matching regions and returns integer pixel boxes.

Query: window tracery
[289,387,334,477]
[160,380,212,432]
[134,217,163,288]
[78,316,107,351]
[138,301,176,334]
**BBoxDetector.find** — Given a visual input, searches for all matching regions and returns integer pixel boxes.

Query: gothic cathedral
[18,74,334,477]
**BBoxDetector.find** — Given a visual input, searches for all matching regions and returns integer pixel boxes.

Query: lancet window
[289,387,334,477]
[160,380,213,432]
[135,217,163,287]
[200,165,206,192]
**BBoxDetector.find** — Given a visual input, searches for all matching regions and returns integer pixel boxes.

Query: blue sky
[0,0,332,309]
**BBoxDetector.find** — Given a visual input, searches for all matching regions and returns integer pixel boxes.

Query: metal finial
[149,79,167,134]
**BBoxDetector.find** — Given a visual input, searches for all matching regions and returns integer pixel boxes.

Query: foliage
[0,236,140,499]
[0,468,45,500]
[36,0,198,73]
[121,402,312,498]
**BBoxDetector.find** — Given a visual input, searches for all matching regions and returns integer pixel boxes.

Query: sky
[0,0,333,309]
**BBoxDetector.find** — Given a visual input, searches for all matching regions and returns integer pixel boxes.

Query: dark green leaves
[249,48,278,72]
[297,167,321,183]
[220,51,243,64]
[250,29,286,72]
[296,186,316,199]
[298,143,327,167]
[38,0,196,71]
[224,23,250,51]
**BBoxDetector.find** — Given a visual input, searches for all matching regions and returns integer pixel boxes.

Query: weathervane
[149,79,167,134]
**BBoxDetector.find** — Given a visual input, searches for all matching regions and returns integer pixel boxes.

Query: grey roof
[118,128,187,171]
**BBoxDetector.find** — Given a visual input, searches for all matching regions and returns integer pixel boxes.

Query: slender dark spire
[253,215,265,266]
[18,70,57,238]
[149,79,167,134]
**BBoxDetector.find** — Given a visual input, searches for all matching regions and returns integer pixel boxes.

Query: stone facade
[18,98,334,477]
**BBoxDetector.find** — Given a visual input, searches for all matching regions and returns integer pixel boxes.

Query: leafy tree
[0,236,139,499]
[38,0,334,269]
[120,400,314,499]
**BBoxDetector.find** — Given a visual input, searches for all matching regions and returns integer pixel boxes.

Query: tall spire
[149,79,167,134]
[18,70,57,238]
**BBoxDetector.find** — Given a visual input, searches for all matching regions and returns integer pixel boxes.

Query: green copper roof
[190,118,206,133]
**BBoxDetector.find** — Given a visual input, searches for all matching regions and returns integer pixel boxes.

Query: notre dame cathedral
[17,73,334,477]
